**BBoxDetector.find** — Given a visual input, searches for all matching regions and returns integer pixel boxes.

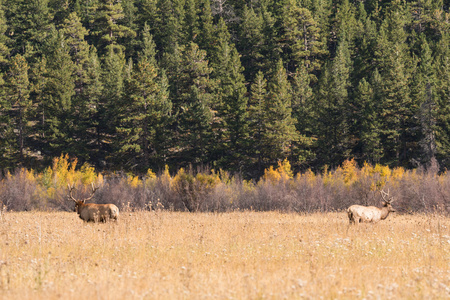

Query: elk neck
[380,206,391,220]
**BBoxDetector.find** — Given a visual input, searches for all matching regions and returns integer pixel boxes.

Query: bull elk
[68,183,119,222]
[347,189,396,224]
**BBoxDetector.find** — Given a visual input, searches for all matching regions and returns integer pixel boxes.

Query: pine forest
[0,0,450,179]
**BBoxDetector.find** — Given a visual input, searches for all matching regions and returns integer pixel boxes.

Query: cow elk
[68,183,119,222]
[347,189,396,225]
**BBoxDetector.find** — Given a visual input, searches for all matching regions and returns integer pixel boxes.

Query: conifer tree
[136,0,158,33]
[374,5,414,166]
[214,42,249,171]
[5,54,31,165]
[184,0,199,43]
[315,38,352,166]
[291,64,316,165]
[262,60,298,165]
[0,0,8,66]
[72,0,99,40]
[196,0,215,55]
[248,70,267,174]
[411,34,437,164]
[355,77,382,163]
[79,47,104,164]
[60,12,90,98]
[434,31,450,168]
[92,0,136,56]
[4,0,53,56]
[29,56,47,143]
[41,29,76,156]
[352,17,378,86]
[331,0,359,48]
[281,0,327,77]
[0,1,10,166]
[168,42,214,165]
[96,46,126,165]
[154,0,185,55]
[238,5,265,81]
[118,28,172,170]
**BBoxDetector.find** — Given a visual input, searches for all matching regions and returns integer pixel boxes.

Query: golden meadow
[0,155,449,299]
[0,211,449,299]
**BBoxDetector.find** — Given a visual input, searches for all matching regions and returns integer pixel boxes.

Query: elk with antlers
[347,189,396,224]
[68,183,119,222]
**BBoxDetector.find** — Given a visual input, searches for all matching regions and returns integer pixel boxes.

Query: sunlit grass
[0,211,449,299]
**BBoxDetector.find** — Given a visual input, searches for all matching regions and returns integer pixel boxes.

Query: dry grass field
[0,211,449,299]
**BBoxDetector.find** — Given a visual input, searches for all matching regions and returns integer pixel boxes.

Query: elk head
[68,183,98,213]
[380,189,396,213]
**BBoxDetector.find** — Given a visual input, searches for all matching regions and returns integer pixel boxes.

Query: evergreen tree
[0,0,10,166]
[214,43,249,171]
[262,60,298,165]
[41,29,76,156]
[60,12,105,162]
[118,29,172,170]
[73,0,99,37]
[184,0,199,43]
[136,0,158,34]
[97,46,125,166]
[5,54,31,165]
[374,6,415,166]
[315,38,352,167]
[196,0,215,55]
[4,0,53,56]
[92,0,136,56]
[154,0,185,55]
[173,42,214,166]
[434,31,450,168]
[352,16,378,86]
[0,0,8,66]
[291,64,316,166]
[355,77,383,163]
[49,0,72,25]
[258,1,282,75]
[79,47,104,165]
[238,5,265,81]
[60,12,90,98]
[281,0,327,78]
[248,70,267,174]
[411,34,437,165]
[29,56,47,145]
[331,0,359,49]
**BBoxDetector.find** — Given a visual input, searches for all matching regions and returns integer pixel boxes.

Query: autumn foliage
[0,155,448,214]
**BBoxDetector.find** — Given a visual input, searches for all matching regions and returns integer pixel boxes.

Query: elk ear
[381,200,387,206]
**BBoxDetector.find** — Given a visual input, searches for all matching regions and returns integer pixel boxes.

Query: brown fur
[74,201,119,222]
[69,184,119,223]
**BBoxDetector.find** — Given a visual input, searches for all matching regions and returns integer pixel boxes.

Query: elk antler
[67,183,99,203]
[380,189,394,203]
[68,183,77,202]
[82,183,99,202]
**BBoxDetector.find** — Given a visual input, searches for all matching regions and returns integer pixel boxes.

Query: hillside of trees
[0,0,449,178]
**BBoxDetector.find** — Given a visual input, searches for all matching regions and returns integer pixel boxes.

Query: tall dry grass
[0,211,448,299]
